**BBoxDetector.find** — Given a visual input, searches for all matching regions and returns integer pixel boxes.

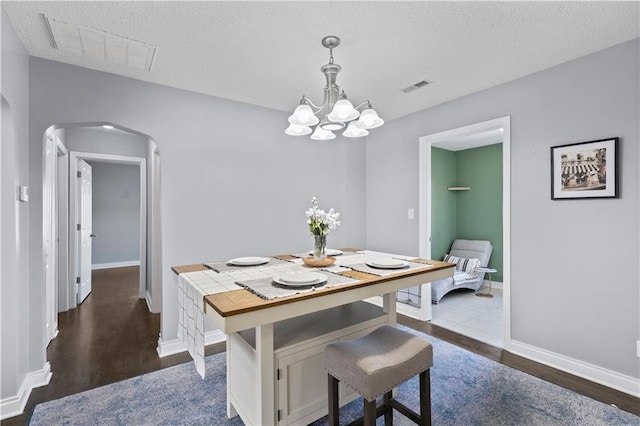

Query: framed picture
[551,137,618,200]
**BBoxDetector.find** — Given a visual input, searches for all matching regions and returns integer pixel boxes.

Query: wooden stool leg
[328,374,339,426]
[383,391,393,426]
[419,370,431,426]
[363,398,377,426]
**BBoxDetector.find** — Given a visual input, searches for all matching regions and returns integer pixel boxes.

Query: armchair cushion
[443,254,481,272]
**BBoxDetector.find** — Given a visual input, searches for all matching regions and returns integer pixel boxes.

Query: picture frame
[550,137,618,200]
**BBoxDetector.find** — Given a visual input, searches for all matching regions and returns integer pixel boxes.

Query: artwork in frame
[551,137,618,200]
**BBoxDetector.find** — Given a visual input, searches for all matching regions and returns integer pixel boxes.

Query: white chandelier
[285,36,384,140]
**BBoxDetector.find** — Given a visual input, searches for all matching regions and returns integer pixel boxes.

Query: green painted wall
[431,148,457,262]
[456,144,503,281]
[431,143,503,281]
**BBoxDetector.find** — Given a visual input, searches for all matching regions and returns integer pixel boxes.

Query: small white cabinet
[228,301,388,425]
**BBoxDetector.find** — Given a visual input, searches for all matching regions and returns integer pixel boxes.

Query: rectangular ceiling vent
[44,15,156,72]
[401,80,431,94]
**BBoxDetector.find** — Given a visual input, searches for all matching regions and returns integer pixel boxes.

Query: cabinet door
[277,321,386,425]
[277,342,331,425]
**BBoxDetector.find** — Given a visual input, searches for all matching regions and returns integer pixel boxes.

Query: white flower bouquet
[305,197,341,236]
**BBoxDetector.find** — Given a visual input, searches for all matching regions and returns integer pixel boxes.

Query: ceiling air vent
[44,15,157,71]
[401,80,431,94]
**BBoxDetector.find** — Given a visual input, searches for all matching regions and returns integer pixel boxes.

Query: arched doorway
[42,122,162,341]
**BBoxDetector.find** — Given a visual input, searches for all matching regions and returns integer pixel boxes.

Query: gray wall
[27,58,367,357]
[89,162,141,266]
[0,8,33,405]
[66,126,148,158]
[366,39,639,379]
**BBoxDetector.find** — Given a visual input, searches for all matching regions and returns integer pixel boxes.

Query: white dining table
[172,249,454,425]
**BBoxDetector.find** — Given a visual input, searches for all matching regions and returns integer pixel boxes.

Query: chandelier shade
[285,36,383,140]
[285,123,312,136]
[327,99,360,123]
[356,108,384,129]
[343,121,369,138]
[311,126,336,140]
[288,104,320,127]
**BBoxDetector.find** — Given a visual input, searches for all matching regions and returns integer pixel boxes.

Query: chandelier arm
[301,95,327,113]
[353,101,372,111]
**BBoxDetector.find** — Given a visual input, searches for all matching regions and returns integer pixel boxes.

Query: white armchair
[431,239,493,303]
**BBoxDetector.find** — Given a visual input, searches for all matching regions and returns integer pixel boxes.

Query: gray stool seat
[325,325,433,425]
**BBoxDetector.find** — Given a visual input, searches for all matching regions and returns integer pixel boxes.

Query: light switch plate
[18,186,29,202]
[408,208,414,219]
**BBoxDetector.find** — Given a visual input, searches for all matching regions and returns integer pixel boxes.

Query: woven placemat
[235,272,357,300]
[205,257,291,273]
[347,261,433,277]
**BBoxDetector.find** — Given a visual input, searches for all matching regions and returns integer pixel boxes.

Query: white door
[77,160,93,304]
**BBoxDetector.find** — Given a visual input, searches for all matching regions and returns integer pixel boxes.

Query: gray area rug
[30,326,639,425]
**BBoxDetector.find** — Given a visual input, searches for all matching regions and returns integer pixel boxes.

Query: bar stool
[324,325,433,425]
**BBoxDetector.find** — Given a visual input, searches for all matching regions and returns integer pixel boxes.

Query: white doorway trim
[418,116,511,350]
[69,151,147,305]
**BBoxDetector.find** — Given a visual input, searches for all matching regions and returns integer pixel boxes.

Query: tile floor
[430,286,503,348]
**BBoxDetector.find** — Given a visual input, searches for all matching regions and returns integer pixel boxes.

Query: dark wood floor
[3,266,638,424]
[2,266,224,426]
[400,316,640,417]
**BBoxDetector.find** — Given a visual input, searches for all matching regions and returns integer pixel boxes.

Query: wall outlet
[408,208,415,220]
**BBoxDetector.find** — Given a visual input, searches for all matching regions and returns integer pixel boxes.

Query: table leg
[476,273,494,298]
[226,348,239,418]
[383,291,399,399]
[383,291,397,325]
[256,323,276,424]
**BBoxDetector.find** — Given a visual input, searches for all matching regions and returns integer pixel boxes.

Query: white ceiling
[3,1,639,122]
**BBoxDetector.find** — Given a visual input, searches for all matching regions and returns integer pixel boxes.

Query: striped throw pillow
[443,254,481,272]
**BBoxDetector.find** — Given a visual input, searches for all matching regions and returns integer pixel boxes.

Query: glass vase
[313,234,327,260]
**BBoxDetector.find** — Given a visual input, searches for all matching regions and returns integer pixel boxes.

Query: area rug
[30,326,639,425]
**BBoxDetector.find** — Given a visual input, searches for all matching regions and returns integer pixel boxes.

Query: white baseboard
[0,363,52,420]
[156,337,186,358]
[510,339,640,398]
[92,260,140,270]
[205,329,226,346]
[396,302,424,321]
[157,331,227,358]
[145,291,153,312]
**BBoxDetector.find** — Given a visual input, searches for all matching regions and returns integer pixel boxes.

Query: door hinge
[76,276,81,284]
[77,223,81,231]
[276,368,281,380]
[277,409,281,422]
[77,171,81,178]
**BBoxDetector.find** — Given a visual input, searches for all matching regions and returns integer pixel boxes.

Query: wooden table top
[172,252,454,320]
